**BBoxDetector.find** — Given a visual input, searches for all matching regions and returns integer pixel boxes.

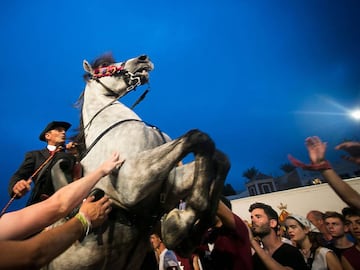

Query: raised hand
[305,136,327,164]
[335,141,360,165]
[99,152,125,176]
[288,136,331,171]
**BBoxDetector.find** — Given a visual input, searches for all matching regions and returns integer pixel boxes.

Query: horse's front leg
[161,150,230,256]
[115,129,215,208]
[160,162,195,210]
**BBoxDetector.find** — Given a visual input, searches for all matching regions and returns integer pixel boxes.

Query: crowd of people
[0,120,359,269]
[145,136,360,270]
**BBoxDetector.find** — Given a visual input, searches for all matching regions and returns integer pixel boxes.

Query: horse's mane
[71,53,117,156]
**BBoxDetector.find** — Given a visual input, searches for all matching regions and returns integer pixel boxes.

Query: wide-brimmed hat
[39,121,71,141]
[287,214,319,232]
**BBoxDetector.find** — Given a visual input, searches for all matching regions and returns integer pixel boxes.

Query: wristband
[75,212,91,241]
[288,155,332,171]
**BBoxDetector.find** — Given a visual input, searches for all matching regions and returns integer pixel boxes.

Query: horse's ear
[83,60,93,74]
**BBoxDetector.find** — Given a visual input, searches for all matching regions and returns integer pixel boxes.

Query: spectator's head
[306,210,325,231]
[342,207,360,243]
[285,214,321,249]
[324,211,348,239]
[149,222,163,251]
[149,232,162,250]
[249,202,279,237]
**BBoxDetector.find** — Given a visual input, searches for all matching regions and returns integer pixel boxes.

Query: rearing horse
[47,54,230,270]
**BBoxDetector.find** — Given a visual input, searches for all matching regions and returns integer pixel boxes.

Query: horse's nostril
[139,55,147,61]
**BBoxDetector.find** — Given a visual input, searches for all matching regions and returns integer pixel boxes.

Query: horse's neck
[82,83,141,125]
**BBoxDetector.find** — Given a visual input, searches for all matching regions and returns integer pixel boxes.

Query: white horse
[47,54,230,269]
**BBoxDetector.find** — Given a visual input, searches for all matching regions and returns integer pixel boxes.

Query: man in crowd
[341,207,360,269]
[195,196,253,270]
[249,202,308,270]
[324,211,354,259]
[150,230,181,270]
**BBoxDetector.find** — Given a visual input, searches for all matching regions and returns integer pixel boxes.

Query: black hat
[39,121,71,141]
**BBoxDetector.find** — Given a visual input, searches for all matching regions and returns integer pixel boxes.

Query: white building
[230,177,360,222]
[236,159,360,198]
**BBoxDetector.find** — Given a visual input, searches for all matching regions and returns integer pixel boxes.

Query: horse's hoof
[185,129,215,155]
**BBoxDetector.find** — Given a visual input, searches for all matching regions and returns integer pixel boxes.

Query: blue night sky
[1,0,359,211]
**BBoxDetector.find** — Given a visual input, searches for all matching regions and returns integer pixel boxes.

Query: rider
[8,121,78,206]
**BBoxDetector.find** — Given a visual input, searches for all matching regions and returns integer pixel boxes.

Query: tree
[280,163,296,173]
[242,167,259,182]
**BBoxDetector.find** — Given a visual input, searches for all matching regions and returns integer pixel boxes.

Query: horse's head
[83,54,154,97]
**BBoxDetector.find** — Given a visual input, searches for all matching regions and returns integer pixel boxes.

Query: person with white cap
[8,120,76,206]
[285,214,342,270]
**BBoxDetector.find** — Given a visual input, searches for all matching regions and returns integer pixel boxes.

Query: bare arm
[0,196,111,270]
[322,169,360,209]
[192,254,202,270]
[325,250,342,270]
[216,200,236,229]
[0,216,83,269]
[249,238,294,270]
[305,136,360,209]
[0,152,124,240]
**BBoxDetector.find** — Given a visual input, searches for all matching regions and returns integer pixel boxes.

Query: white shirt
[158,248,181,270]
[306,247,332,270]
[47,145,57,151]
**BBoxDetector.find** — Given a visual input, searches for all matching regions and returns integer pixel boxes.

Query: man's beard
[252,224,272,238]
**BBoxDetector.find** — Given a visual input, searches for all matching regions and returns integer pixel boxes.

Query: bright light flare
[350,109,360,120]
[294,95,360,122]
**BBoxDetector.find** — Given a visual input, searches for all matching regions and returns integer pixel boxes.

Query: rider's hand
[12,179,32,197]
[65,141,79,156]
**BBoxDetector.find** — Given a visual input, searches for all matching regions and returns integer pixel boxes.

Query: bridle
[90,62,143,94]
[82,61,145,134]
[80,61,154,159]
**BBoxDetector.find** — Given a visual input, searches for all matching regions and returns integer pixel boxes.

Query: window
[248,186,257,196]
[262,184,272,193]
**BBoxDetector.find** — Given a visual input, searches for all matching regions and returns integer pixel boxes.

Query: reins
[130,88,150,110]
[81,64,145,134]
[81,118,166,160]
[81,119,142,158]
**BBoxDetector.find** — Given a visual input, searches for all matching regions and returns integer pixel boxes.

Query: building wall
[230,177,360,223]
